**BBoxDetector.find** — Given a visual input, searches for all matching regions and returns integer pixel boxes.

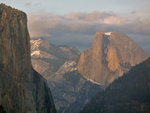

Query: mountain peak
[0,3,26,19]
[95,32,103,35]
[95,32,112,36]
[30,38,51,51]
[104,32,112,35]
[78,32,147,86]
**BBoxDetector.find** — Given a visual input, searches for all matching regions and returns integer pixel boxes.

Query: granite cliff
[78,32,147,86]
[30,39,102,113]
[80,58,150,113]
[0,4,56,113]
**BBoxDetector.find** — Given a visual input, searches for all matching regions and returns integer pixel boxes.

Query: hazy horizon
[1,0,150,56]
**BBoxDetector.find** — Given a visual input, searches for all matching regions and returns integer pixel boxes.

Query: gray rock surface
[78,32,147,87]
[48,70,102,113]
[0,4,56,113]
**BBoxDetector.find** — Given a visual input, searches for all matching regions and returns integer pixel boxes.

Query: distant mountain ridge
[78,32,147,87]
[30,38,102,113]
[31,32,147,113]
[31,38,80,79]
[80,58,150,113]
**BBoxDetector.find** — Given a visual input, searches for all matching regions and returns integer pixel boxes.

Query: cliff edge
[0,4,56,113]
[78,32,147,86]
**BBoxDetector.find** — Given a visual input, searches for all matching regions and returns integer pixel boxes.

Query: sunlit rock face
[31,39,102,113]
[0,4,56,113]
[78,32,147,87]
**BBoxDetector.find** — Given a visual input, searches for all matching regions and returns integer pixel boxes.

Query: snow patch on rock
[105,32,112,36]
[56,60,77,75]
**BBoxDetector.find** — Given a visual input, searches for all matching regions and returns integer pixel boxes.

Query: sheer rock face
[0,4,56,113]
[80,58,150,113]
[30,39,102,113]
[78,32,147,86]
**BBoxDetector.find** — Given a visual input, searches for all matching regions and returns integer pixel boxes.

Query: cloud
[64,12,125,25]
[64,11,114,21]
[25,2,31,7]
[27,11,150,56]
[103,16,125,24]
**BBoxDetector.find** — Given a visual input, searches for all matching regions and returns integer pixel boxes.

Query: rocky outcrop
[31,39,102,113]
[80,58,150,113]
[78,32,147,86]
[0,4,56,113]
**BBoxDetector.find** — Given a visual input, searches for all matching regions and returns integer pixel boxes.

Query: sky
[1,0,150,56]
